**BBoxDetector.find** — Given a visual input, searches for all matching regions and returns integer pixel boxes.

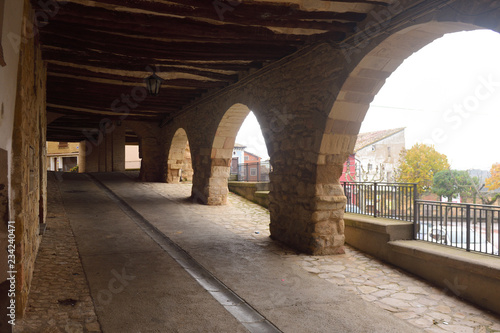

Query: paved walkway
[14,172,500,332]
[14,173,101,333]
[129,177,500,333]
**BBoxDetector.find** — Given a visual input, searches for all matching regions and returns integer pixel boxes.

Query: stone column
[111,123,125,172]
[138,136,164,182]
[266,116,348,255]
[81,120,125,172]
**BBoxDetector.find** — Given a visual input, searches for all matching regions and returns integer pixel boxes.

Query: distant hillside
[468,169,490,185]
[468,169,500,193]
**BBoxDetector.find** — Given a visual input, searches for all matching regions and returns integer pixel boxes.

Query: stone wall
[228,182,270,208]
[10,0,47,317]
[46,141,79,155]
[0,0,25,328]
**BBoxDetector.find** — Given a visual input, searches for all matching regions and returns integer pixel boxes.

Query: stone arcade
[1,0,500,327]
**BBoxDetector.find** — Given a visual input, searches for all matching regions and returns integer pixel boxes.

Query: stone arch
[206,103,252,205]
[320,21,494,185]
[166,128,193,183]
[313,15,500,254]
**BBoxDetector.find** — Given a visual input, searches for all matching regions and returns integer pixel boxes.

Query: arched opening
[322,22,487,183]
[125,129,141,171]
[313,21,500,255]
[167,128,193,184]
[232,111,270,182]
[206,103,252,205]
[361,29,500,173]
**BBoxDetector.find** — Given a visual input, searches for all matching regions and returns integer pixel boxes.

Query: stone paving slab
[59,173,248,333]
[14,173,101,333]
[96,173,417,332]
[133,179,500,333]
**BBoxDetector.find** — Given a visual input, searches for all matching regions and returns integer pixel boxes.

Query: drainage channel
[87,174,282,333]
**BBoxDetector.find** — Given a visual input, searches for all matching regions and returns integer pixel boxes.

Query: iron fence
[341,182,417,222]
[231,162,270,182]
[415,201,500,256]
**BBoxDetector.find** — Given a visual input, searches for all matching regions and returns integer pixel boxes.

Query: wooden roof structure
[37,0,395,142]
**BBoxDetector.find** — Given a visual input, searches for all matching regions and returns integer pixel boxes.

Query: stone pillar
[111,123,125,172]
[84,138,99,172]
[266,116,348,255]
[82,121,125,172]
[138,137,164,182]
[78,141,86,172]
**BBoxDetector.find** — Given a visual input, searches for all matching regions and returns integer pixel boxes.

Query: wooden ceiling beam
[34,2,327,44]
[82,0,367,22]
[40,31,298,62]
[46,106,166,120]
[47,64,230,89]
[42,49,259,74]
[320,0,390,5]
[34,1,363,34]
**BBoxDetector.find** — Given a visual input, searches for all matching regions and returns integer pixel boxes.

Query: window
[250,168,257,176]
[244,155,249,161]
[387,146,391,157]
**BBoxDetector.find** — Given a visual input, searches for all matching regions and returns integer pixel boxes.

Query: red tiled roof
[354,128,405,152]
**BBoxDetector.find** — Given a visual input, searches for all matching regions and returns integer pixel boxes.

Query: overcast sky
[237,29,500,171]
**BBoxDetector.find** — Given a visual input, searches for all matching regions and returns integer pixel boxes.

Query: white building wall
[125,145,141,169]
[0,0,24,219]
[355,131,405,182]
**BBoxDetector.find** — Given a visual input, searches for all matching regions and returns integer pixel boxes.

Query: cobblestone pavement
[143,181,500,333]
[14,173,101,333]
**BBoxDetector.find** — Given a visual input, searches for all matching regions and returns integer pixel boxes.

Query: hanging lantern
[145,72,163,96]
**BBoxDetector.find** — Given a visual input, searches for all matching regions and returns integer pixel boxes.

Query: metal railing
[231,162,270,182]
[415,201,500,256]
[341,182,417,222]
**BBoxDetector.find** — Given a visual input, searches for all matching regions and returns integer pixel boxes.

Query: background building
[341,128,406,183]
[46,142,80,172]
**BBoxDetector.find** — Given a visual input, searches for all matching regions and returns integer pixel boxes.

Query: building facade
[341,128,406,183]
[46,142,79,172]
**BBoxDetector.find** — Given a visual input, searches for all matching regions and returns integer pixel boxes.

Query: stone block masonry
[157,43,353,255]
[10,0,48,317]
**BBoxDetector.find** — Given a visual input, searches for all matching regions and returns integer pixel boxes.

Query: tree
[432,170,479,202]
[395,143,450,195]
[485,163,500,191]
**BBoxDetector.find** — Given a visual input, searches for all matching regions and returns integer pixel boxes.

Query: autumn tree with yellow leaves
[395,143,450,195]
[485,163,500,191]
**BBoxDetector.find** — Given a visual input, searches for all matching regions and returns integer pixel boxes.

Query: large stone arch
[317,5,500,253]
[166,128,193,183]
[206,103,252,205]
[319,21,481,185]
